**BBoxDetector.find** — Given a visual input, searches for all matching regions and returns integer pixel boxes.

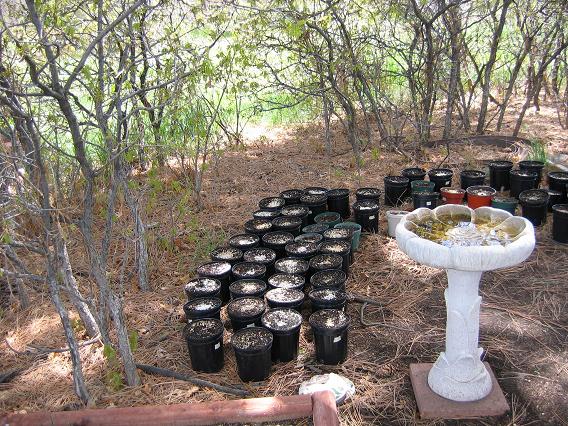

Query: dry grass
[1,101,567,425]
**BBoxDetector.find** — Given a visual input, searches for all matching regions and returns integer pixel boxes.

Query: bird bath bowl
[396,205,535,409]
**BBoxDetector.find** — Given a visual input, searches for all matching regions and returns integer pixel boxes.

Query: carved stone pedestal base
[409,363,509,419]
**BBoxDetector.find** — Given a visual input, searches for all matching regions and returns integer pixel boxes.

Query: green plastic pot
[491,197,517,215]
[411,180,435,194]
[314,211,342,227]
[334,222,362,252]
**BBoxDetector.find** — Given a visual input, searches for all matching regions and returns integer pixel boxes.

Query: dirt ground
[1,101,567,425]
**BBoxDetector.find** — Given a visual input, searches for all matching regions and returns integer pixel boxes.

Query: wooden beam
[1,391,338,426]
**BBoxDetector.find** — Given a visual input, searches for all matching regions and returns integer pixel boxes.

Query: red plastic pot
[440,187,465,205]
[466,186,496,209]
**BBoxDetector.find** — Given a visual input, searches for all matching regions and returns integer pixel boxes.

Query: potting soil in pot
[355,187,381,202]
[323,227,352,241]
[253,210,280,220]
[231,327,273,382]
[210,246,243,264]
[227,297,266,330]
[284,241,319,258]
[232,262,267,279]
[184,277,221,300]
[229,279,267,299]
[268,273,305,290]
[197,261,231,277]
[309,254,343,272]
[243,248,277,265]
[309,288,347,312]
[309,309,350,365]
[261,308,302,362]
[258,196,286,211]
[302,223,329,234]
[229,234,260,250]
[305,187,328,196]
[274,257,309,275]
[295,233,323,244]
[265,288,305,310]
[244,218,273,235]
[183,297,222,322]
[183,318,224,372]
[280,189,306,205]
[310,269,347,291]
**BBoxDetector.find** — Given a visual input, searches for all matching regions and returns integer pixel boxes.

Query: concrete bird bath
[396,205,535,414]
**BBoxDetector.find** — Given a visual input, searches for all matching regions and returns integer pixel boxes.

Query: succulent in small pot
[310,269,347,292]
[326,188,351,219]
[314,211,342,227]
[184,277,221,301]
[284,241,319,260]
[231,327,273,382]
[300,194,328,224]
[309,309,350,365]
[210,246,243,265]
[229,234,260,251]
[232,262,267,281]
[384,176,409,207]
[227,296,266,331]
[274,257,309,276]
[519,160,545,187]
[427,168,453,194]
[466,186,496,209]
[258,196,286,211]
[440,187,465,205]
[261,231,295,258]
[509,169,538,199]
[267,273,305,291]
[243,247,277,276]
[244,218,273,237]
[280,189,306,205]
[272,216,303,236]
[491,196,518,215]
[183,318,224,373]
[294,232,323,245]
[261,308,302,362]
[308,288,347,313]
[302,223,329,234]
[519,189,549,227]
[197,261,232,304]
[352,199,380,232]
[355,187,381,203]
[319,240,351,274]
[229,279,267,300]
[413,191,439,210]
[183,297,222,322]
[265,288,305,311]
[252,209,281,220]
[386,210,409,238]
[488,160,513,192]
[552,204,568,243]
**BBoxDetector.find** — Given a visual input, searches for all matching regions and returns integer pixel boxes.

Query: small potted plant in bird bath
[396,205,535,418]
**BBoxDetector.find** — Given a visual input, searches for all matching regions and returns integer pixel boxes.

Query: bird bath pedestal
[396,205,535,419]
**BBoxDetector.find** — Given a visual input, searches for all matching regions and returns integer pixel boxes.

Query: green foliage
[528,139,547,164]
[103,344,123,391]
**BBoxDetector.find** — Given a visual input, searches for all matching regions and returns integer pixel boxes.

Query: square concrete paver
[409,363,509,419]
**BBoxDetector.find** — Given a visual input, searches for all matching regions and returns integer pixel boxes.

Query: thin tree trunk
[15,278,30,309]
[443,4,461,139]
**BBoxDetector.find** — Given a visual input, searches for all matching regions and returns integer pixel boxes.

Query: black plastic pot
[352,200,380,232]
[284,241,319,260]
[183,297,222,322]
[231,327,273,382]
[309,288,347,312]
[274,257,309,277]
[509,169,538,199]
[244,218,273,237]
[413,191,439,210]
[314,212,341,227]
[261,308,302,362]
[519,189,549,227]
[300,194,328,224]
[547,190,562,212]
[302,223,329,234]
[243,248,277,276]
[309,309,349,365]
[210,246,243,266]
[280,205,310,228]
[232,262,267,281]
[261,231,294,258]
[323,227,352,242]
[229,279,267,300]
[184,277,221,301]
[197,261,232,304]
[309,254,343,278]
[227,297,266,331]
[548,172,568,203]
[488,160,514,192]
[265,288,305,311]
[319,241,351,274]
[305,187,328,196]
[401,168,427,195]
[460,170,486,192]
[295,233,323,245]
[384,176,409,207]
[428,169,453,194]
[229,234,260,251]
[355,187,381,203]
[267,273,305,291]
[253,210,281,220]
[310,269,347,292]
[552,204,568,243]
[280,189,306,205]
[258,196,286,212]
[519,161,545,187]
[326,188,351,219]
[272,216,303,237]
[183,319,224,373]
